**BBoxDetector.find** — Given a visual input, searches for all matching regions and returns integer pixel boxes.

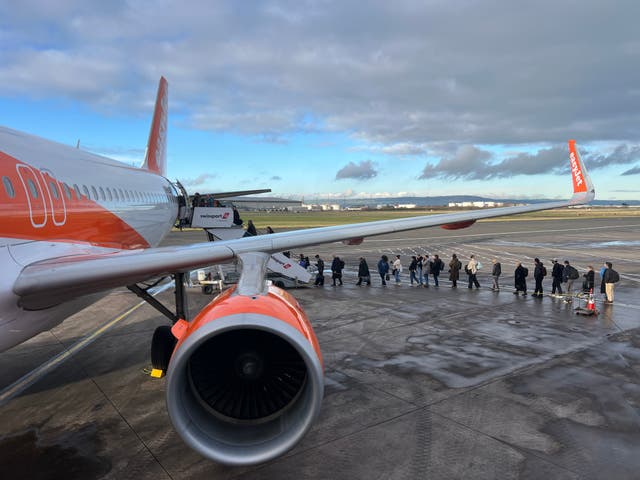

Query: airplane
[0,77,595,466]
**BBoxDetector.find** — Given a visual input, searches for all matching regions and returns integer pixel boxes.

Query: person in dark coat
[551,259,564,295]
[514,262,528,296]
[377,255,389,286]
[356,257,371,286]
[602,261,619,303]
[331,255,344,286]
[408,256,419,285]
[533,258,546,297]
[314,254,325,286]
[430,254,444,286]
[448,254,462,288]
[582,265,595,292]
[243,219,257,237]
[491,258,502,291]
[232,206,243,226]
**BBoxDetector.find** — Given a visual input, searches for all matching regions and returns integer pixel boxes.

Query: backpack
[567,266,579,280]
[541,266,547,277]
[610,270,620,283]
[523,267,529,277]
[339,260,345,269]
[464,265,470,274]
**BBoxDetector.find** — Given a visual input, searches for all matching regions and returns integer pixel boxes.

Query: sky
[1,0,640,201]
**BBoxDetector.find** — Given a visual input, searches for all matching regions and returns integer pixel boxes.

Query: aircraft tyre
[274,280,286,289]
[202,285,213,294]
[151,325,177,372]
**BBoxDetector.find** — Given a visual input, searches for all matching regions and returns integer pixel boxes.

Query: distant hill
[305,196,640,207]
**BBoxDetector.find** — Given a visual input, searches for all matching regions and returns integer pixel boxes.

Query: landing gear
[127,272,190,377]
[151,325,177,374]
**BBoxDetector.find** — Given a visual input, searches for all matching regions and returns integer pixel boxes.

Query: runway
[0,217,639,479]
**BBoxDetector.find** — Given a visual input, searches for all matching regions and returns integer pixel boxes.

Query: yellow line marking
[0,282,173,406]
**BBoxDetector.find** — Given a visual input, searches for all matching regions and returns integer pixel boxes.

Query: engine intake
[187,329,308,423]
[165,287,324,466]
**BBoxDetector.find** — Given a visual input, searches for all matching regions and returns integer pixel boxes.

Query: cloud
[352,142,427,156]
[622,166,640,175]
[335,160,377,180]
[420,143,640,181]
[180,173,217,187]
[2,1,640,148]
[270,175,282,181]
[586,144,640,170]
[419,145,493,180]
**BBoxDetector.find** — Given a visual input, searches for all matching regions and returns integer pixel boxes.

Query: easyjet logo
[283,263,291,269]
[222,212,230,219]
[570,151,583,187]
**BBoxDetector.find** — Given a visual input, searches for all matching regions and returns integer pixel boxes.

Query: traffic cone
[587,289,596,311]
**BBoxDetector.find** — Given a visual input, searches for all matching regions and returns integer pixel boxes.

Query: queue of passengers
[310,254,621,305]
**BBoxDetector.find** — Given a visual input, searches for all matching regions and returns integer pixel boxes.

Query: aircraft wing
[206,189,271,198]
[13,141,594,310]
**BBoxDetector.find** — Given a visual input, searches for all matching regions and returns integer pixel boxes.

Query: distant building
[448,201,504,208]
[299,203,342,211]
[395,204,417,209]
[224,196,302,211]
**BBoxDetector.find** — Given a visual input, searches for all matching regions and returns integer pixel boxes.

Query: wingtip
[568,140,595,204]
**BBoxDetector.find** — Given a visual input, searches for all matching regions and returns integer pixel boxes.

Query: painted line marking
[0,282,173,407]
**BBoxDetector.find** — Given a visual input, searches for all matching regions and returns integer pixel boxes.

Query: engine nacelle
[165,285,324,466]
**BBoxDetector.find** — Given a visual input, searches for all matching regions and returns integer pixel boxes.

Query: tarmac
[0,216,639,479]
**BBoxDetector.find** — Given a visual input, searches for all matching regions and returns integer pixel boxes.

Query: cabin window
[98,187,106,201]
[27,179,39,199]
[49,181,60,199]
[73,184,82,199]
[91,186,98,200]
[62,183,72,200]
[106,187,113,201]
[2,176,15,198]
[82,185,90,199]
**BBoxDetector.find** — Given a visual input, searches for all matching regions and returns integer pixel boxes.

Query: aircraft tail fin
[142,77,168,176]
[568,140,595,204]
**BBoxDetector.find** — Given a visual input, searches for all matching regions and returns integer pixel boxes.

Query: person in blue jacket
[377,255,389,286]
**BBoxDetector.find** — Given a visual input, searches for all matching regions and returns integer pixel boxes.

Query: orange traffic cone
[587,289,596,311]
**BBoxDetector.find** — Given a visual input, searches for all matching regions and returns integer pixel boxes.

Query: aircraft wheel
[274,280,286,289]
[151,325,177,373]
[202,285,213,294]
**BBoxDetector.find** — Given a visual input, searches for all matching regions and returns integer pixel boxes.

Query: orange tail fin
[568,139,595,203]
[142,77,168,175]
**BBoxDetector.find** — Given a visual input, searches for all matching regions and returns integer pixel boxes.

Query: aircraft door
[39,169,67,226]
[16,164,47,228]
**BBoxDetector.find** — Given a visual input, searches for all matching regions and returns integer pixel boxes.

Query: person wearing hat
[551,259,564,296]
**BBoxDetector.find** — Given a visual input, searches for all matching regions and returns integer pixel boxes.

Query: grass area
[236,207,640,230]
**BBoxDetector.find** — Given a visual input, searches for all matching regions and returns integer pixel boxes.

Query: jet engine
[165,285,324,466]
